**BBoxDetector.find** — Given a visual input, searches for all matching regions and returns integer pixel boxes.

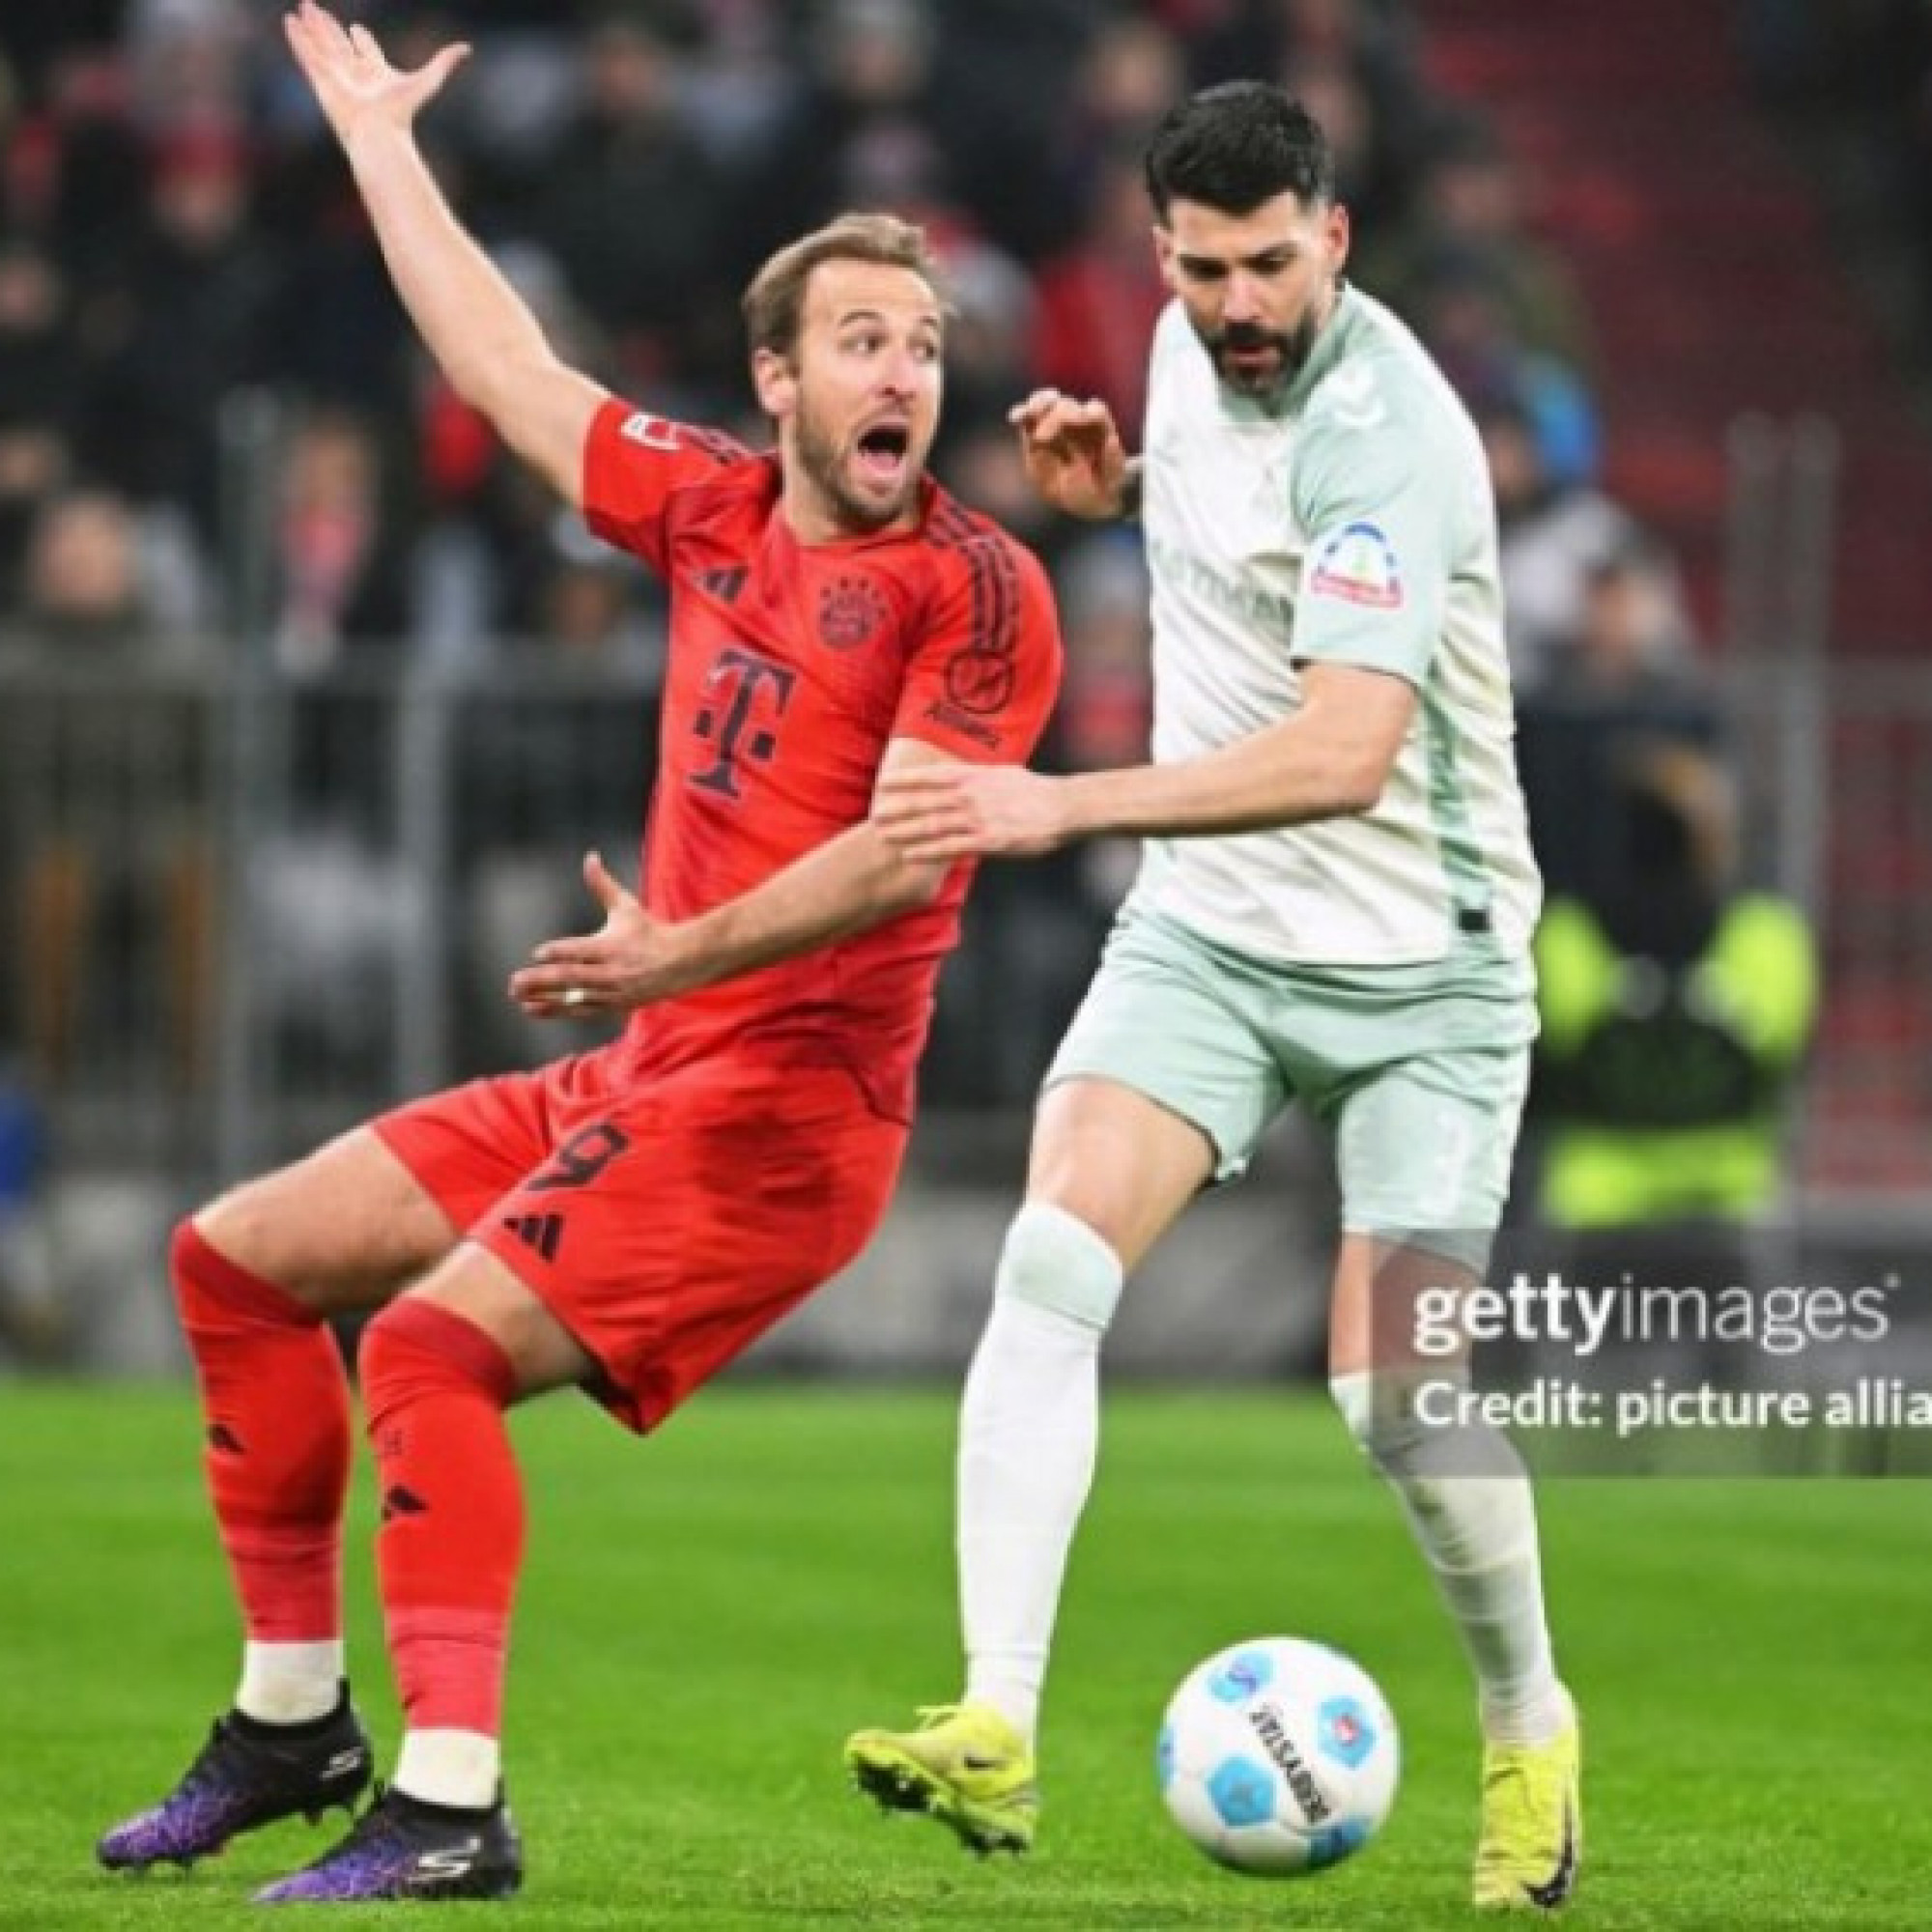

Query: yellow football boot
[844,1703,1038,1855]
[1472,1693,1582,1911]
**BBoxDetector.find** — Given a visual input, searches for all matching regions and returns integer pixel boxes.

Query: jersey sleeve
[580,396,752,574]
[1289,371,1453,687]
[893,533,1063,765]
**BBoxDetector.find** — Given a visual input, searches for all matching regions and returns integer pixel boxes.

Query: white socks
[1331,1372,1566,1746]
[952,1214,1568,1759]
[235,1640,344,1724]
[957,1296,1108,1747]
[234,1641,499,1807]
[394,1729,502,1810]
[1403,1474,1567,1745]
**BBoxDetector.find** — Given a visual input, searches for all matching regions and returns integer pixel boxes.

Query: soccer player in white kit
[847,81,1580,1913]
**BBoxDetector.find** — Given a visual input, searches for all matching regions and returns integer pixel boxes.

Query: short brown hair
[740,213,948,360]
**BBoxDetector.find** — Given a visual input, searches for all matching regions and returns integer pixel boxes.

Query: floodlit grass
[3,1381,1928,1928]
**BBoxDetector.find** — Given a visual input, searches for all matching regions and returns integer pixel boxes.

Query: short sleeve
[580,397,753,574]
[1290,376,1452,687]
[894,533,1063,765]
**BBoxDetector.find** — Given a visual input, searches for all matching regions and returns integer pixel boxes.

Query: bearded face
[1156,190,1349,404]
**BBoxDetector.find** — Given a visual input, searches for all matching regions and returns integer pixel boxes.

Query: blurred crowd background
[2,0,1930,1375]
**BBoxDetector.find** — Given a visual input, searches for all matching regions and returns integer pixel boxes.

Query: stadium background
[2,0,1929,1378]
[4,6,1932,1927]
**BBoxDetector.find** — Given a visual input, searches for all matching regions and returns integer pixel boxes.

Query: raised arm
[283,1,607,503]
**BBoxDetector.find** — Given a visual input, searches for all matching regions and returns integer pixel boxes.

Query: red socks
[174,1222,524,1744]
[171,1221,351,1644]
[359,1299,523,1738]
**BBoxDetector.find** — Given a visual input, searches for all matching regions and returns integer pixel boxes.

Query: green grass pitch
[2,1380,1928,1929]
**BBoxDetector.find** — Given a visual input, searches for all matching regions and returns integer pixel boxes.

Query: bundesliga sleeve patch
[618,411,680,451]
[1306,521,1405,611]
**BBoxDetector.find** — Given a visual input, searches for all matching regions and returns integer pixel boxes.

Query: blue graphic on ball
[1206,1755,1278,1829]
[1316,1694,1378,1770]
[1207,1649,1276,1703]
[1307,1818,1372,1869]
[1155,1720,1177,1793]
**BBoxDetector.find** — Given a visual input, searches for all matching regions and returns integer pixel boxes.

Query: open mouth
[1223,341,1281,374]
[856,423,912,486]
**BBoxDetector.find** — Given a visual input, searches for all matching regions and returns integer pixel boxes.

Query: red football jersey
[581,397,1062,1123]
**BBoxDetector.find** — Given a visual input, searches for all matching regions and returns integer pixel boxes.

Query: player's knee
[169,1217,212,1323]
[359,1298,519,1435]
[1331,1370,1414,1462]
[1329,1367,1455,1496]
[170,1215,313,1332]
[1330,1369,1531,1562]
[994,1201,1125,1332]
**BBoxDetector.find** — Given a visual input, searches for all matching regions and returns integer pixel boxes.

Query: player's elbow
[1326,745,1394,816]
[1296,667,1413,819]
[443,347,521,427]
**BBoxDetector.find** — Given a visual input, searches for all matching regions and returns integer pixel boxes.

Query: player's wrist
[1054,773,1106,844]
[656,922,712,997]
[342,115,421,173]
[1060,461,1139,523]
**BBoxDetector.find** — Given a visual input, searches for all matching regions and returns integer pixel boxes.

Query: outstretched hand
[283,0,469,143]
[872,762,1073,863]
[1008,388,1130,521]
[509,853,697,1020]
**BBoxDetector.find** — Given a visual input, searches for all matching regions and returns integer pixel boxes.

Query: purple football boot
[253,1785,523,1903]
[97,1695,373,1872]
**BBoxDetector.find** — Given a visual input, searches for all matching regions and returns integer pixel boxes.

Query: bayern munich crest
[818,574,889,650]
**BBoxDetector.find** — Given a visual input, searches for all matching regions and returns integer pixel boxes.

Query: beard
[1201,310,1324,399]
[795,401,916,533]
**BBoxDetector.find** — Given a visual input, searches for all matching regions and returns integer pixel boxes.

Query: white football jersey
[1128,285,1542,964]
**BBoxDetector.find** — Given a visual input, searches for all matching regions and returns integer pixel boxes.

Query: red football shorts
[373,1046,907,1432]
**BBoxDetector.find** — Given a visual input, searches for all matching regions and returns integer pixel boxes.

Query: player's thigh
[1332,1042,1530,1245]
[1038,909,1287,1265]
[1325,1043,1529,1376]
[1026,1079,1216,1274]
[195,1125,466,1317]
[196,1066,560,1317]
[1327,1232,1482,1380]
[407,1243,600,1400]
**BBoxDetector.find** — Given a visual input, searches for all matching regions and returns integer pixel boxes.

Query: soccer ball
[1156,1635,1400,1877]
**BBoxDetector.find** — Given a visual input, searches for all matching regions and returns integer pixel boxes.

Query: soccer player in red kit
[94,3,1060,1905]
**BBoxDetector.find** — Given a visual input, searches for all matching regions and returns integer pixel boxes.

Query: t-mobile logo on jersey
[691,646,798,799]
